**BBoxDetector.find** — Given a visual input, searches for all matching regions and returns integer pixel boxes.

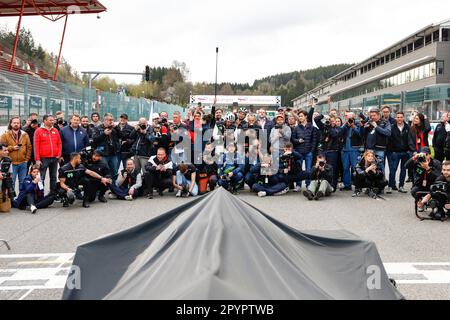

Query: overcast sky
[2,0,450,85]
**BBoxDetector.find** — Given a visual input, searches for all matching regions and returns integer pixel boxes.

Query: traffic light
[145,65,150,82]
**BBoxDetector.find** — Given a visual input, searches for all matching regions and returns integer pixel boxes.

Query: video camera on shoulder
[80,146,94,164]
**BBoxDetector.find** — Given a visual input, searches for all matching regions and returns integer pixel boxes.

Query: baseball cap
[422,147,431,155]
[152,113,160,120]
[120,113,128,120]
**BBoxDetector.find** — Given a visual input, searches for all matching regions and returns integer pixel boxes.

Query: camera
[275,124,283,130]
[139,124,147,130]
[348,118,354,125]
[319,161,326,167]
[80,146,94,165]
[325,120,331,127]
[430,182,448,194]
[160,118,168,125]
[57,118,64,125]
[311,95,319,103]
[0,157,12,179]
[416,154,427,163]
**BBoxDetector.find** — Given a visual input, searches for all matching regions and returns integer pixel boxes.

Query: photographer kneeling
[251,155,289,198]
[0,144,15,211]
[58,153,111,208]
[280,142,309,191]
[352,150,388,198]
[303,154,335,201]
[417,161,450,220]
[83,149,112,204]
[13,165,55,214]
[109,159,142,201]
[405,147,441,211]
[144,148,173,199]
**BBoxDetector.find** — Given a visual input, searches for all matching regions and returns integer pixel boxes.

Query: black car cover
[63,188,403,300]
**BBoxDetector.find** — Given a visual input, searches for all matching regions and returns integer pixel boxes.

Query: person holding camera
[58,152,110,208]
[172,163,198,198]
[12,165,55,214]
[169,111,189,164]
[92,113,121,181]
[386,112,410,194]
[34,115,62,196]
[340,112,362,191]
[250,155,289,198]
[1,117,32,193]
[109,159,142,201]
[291,111,316,191]
[303,154,335,201]
[130,118,154,174]
[23,113,39,170]
[362,109,391,174]
[279,142,309,191]
[352,150,388,198]
[417,161,450,220]
[54,111,68,131]
[84,150,112,204]
[405,147,441,209]
[217,143,245,195]
[116,114,135,170]
[197,142,219,195]
[144,148,174,199]
[59,115,89,164]
[0,144,14,210]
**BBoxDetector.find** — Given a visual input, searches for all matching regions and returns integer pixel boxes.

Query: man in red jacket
[34,115,62,195]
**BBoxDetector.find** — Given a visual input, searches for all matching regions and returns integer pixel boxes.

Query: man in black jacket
[84,150,112,203]
[117,114,135,170]
[386,112,410,194]
[92,113,122,181]
[406,147,441,207]
[433,112,448,162]
[303,154,334,201]
[314,115,341,183]
[144,148,173,199]
[130,118,155,174]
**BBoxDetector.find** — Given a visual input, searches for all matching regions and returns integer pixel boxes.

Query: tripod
[0,239,10,250]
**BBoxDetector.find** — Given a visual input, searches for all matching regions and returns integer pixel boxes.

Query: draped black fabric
[63,188,403,300]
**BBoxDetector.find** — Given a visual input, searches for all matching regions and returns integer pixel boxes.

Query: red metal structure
[0,0,106,80]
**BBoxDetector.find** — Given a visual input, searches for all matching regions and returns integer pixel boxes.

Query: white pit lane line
[1,254,450,300]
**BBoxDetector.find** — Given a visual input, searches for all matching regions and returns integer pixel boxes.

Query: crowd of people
[0,102,449,219]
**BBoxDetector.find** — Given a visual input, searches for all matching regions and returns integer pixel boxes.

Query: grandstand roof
[0,0,106,17]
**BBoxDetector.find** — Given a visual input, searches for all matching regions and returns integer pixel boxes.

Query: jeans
[387,152,409,188]
[134,156,150,175]
[252,182,288,196]
[103,155,119,181]
[342,150,359,188]
[308,180,333,196]
[217,172,244,191]
[40,157,58,194]
[325,151,339,175]
[176,171,199,196]
[109,184,140,200]
[298,152,313,187]
[13,162,28,192]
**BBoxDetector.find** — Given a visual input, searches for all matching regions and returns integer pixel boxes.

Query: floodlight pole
[9,0,26,71]
[53,14,69,81]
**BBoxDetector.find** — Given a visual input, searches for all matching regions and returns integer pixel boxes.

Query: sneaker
[392,186,399,191]
[176,190,182,198]
[352,189,362,197]
[98,195,107,203]
[386,187,393,194]
[258,191,267,198]
[274,188,289,196]
[148,193,154,199]
[398,187,407,193]
[314,191,324,201]
[294,185,302,193]
[303,190,314,201]
[108,193,117,200]
[125,195,133,201]
[30,205,37,214]
[343,186,353,191]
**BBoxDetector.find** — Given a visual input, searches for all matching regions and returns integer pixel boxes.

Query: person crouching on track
[173,163,198,198]
[109,159,142,201]
[144,148,173,199]
[303,154,335,201]
[58,153,111,208]
[251,155,289,198]
[197,142,218,195]
[352,150,388,198]
[13,165,55,214]
[217,143,245,195]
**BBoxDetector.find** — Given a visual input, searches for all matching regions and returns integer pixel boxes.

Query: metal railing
[0,69,186,125]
